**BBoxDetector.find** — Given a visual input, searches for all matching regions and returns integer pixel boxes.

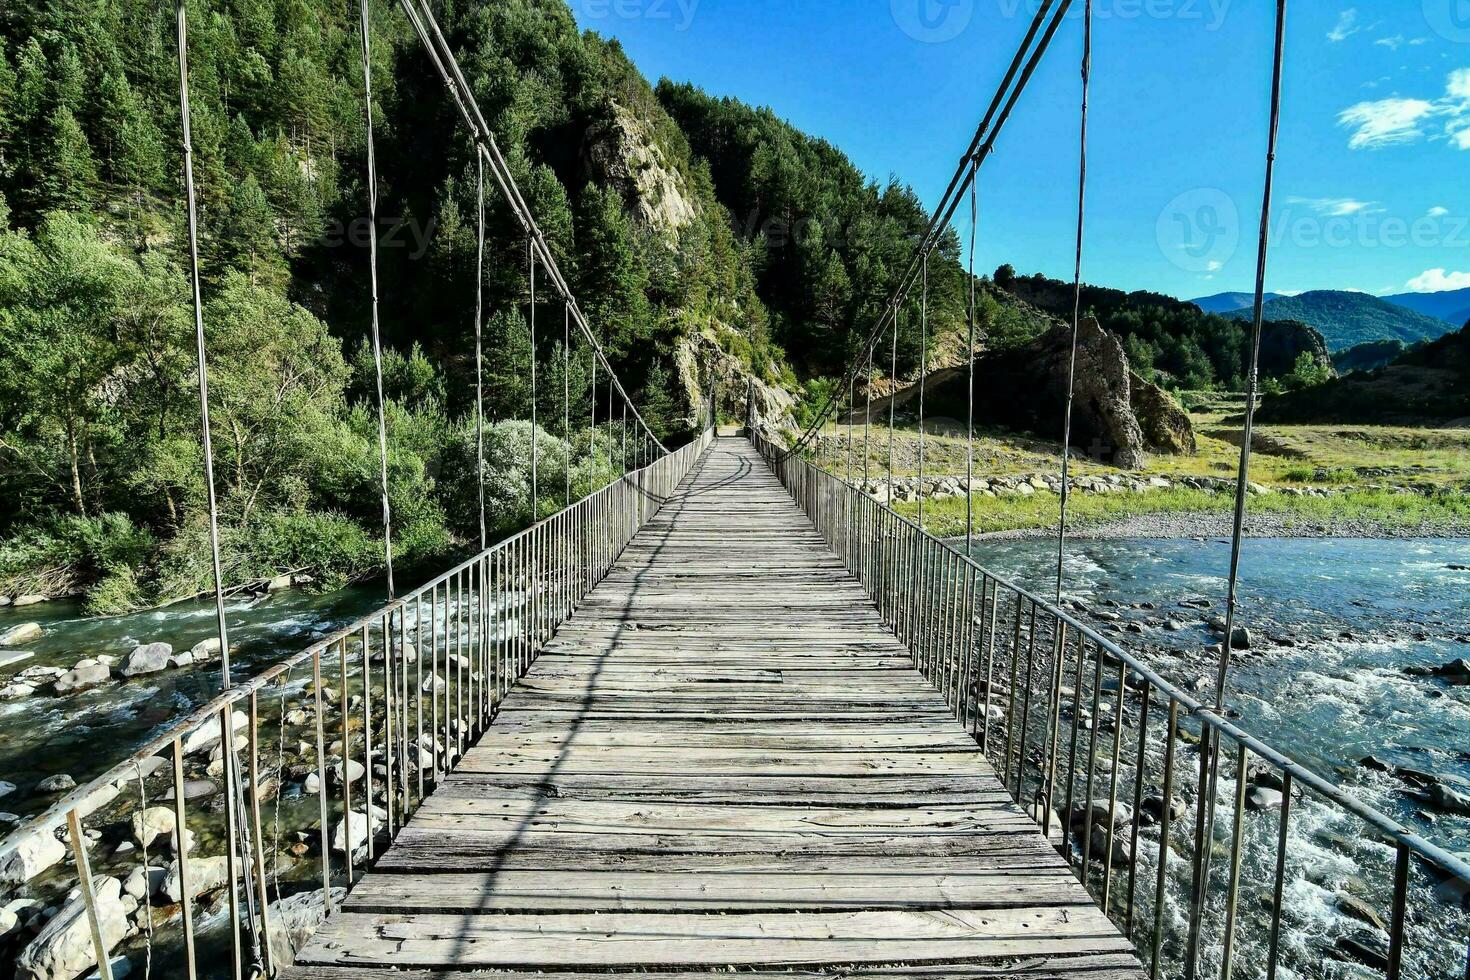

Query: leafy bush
[0,512,155,599]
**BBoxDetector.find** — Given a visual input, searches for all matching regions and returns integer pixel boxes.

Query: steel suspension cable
[917,252,929,529]
[1054,0,1092,604]
[174,0,262,970]
[528,238,538,518]
[1185,3,1289,975]
[358,0,396,599]
[888,311,898,505]
[564,304,571,503]
[965,158,978,553]
[475,152,487,549]
[863,353,872,487]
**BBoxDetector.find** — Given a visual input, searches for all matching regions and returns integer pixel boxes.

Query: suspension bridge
[2,1,1468,980]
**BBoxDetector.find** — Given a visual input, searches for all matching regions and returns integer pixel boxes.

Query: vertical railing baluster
[1151,699,1180,979]
[1102,659,1127,913]
[66,809,113,980]
[312,649,334,915]
[247,692,275,968]
[1264,770,1292,980]
[1219,742,1250,979]
[1126,680,1151,937]
[1387,841,1412,980]
[171,737,197,980]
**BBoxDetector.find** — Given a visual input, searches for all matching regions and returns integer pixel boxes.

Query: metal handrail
[752,429,1470,980]
[0,427,713,978]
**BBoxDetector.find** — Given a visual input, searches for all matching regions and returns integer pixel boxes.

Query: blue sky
[569,0,1470,301]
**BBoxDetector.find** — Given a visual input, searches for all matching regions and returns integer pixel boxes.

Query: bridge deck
[288,438,1144,979]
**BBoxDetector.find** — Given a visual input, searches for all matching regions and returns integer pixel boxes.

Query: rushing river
[0,584,388,821]
[962,535,1470,977]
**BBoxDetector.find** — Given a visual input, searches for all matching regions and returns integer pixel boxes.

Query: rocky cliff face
[674,329,797,431]
[585,102,698,244]
[924,318,1194,469]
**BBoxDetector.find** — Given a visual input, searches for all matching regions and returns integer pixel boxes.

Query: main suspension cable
[1054,0,1092,605]
[474,151,487,549]
[965,158,978,553]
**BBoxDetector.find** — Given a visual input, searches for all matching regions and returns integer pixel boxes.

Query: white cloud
[1427,206,1450,218]
[1405,269,1470,292]
[1337,98,1436,148]
[1375,34,1406,50]
[1287,196,1381,217]
[1328,9,1359,42]
[1450,68,1470,101]
[1339,71,1470,150]
[1206,260,1223,273]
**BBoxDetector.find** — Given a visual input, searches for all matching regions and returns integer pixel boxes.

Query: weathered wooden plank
[296,909,1138,968]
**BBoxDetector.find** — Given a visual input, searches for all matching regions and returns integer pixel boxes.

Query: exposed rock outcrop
[673,329,796,434]
[925,317,1194,469]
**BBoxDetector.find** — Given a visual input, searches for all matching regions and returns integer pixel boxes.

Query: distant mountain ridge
[1216,291,1456,352]
[1382,287,1470,328]
[1190,291,1287,315]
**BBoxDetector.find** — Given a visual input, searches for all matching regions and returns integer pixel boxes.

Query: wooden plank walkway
[287,438,1145,979]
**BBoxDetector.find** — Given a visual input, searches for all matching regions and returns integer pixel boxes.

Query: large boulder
[0,623,42,647]
[926,317,1185,469]
[1129,371,1196,455]
[119,643,172,677]
[161,855,230,903]
[0,829,67,885]
[15,875,129,980]
[181,710,248,756]
[53,661,111,695]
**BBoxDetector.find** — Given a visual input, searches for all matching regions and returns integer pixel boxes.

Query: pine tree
[54,43,87,115]
[639,358,680,442]
[223,174,276,271]
[43,107,99,208]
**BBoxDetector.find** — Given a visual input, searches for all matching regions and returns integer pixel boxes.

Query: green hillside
[1232,290,1455,351]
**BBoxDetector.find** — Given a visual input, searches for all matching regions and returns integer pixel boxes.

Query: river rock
[1088,824,1133,866]
[0,649,35,670]
[1139,793,1186,827]
[0,622,42,647]
[54,661,111,694]
[120,643,173,677]
[331,806,386,860]
[19,665,63,682]
[13,595,47,607]
[0,780,13,798]
[15,875,128,980]
[422,674,446,695]
[266,886,346,968]
[161,855,229,903]
[161,779,217,803]
[1,682,36,699]
[0,829,67,885]
[1245,786,1283,812]
[181,710,248,756]
[189,637,222,660]
[1335,892,1388,931]
[1335,935,1389,972]
[131,807,178,848]
[1070,799,1132,832]
[0,906,17,939]
[35,774,76,794]
[123,865,167,901]
[1415,784,1470,817]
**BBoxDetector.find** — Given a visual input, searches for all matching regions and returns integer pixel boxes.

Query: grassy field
[810,392,1470,536]
[890,486,1470,538]
[818,393,1470,489]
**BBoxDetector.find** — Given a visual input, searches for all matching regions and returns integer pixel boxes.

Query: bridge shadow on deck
[285,438,1145,979]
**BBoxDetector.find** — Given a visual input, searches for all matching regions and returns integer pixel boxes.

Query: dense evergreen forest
[0,0,1306,614]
